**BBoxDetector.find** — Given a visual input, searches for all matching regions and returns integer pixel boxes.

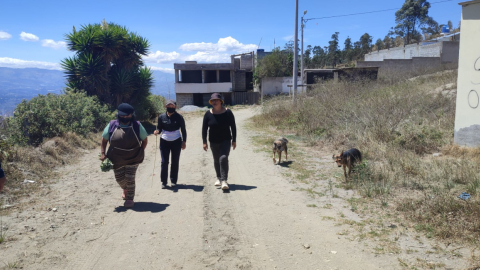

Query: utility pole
[293,0,299,102]
[301,10,307,87]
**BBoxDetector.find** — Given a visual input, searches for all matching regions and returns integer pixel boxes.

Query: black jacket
[156,112,187,142]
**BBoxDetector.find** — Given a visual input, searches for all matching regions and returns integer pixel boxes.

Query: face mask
[118,117,132,124]
[166,107,176,113]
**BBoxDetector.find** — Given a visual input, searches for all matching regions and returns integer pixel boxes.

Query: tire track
[199,146,254,269]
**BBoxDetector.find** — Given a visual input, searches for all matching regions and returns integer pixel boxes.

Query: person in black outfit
[202,93,236,190]
[154,100,187,189]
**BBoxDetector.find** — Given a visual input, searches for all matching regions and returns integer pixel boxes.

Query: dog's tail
[281,137,288,143]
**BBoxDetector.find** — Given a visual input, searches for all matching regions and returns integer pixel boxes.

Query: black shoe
[162,184,168,189]
[171,183,177,188]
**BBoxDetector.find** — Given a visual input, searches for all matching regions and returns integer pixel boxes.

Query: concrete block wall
[356,57,450,78]
[417,43,442,57]
[176,93,193,108]
[365,46,405,61]
[441,41,460,63]
[365,42,446,61]
[240,54,253,70]
[233,71,246,91]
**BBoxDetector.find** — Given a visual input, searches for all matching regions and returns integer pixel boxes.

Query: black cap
[209,93,224,104]
[165,99,176,106]
[117,103,134,116]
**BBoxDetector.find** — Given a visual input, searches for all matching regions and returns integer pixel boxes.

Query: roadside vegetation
[251,70,480,250]
[0,21,166,210]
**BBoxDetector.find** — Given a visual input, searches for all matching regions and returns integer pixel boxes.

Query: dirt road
[2,108,404,269]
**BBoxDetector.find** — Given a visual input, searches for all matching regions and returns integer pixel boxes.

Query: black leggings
[160,138,182,184]
[210,140,231,181]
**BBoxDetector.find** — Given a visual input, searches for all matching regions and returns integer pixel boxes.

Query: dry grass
[0,132,99,209]
[252,70,480,249]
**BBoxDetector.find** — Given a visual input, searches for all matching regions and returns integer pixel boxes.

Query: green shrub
[133,94,165,121]
[6,91,110,145]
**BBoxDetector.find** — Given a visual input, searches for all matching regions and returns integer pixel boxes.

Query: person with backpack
[100,103,148,208]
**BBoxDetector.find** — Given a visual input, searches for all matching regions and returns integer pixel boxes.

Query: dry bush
[0,132,100,207]
[253,70,480,245]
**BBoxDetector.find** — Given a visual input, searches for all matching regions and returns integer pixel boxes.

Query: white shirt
[161,130,182,141]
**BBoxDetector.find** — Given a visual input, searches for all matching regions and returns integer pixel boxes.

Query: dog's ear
[332,154,335,159]
[340,151,344,157]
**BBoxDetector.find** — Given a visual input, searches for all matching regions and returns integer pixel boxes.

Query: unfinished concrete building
[174,52,257,108]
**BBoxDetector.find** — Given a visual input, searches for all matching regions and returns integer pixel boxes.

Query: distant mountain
[0,67,175,115]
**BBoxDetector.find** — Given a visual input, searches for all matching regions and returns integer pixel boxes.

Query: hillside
[0,67,175,115]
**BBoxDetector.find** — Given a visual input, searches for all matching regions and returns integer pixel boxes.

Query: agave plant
[61,20,153,108]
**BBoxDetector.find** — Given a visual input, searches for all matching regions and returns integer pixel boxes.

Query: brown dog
[333,148,362,179]
[272,137,288,165]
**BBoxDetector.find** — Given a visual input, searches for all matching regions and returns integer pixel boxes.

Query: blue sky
[0,0,461,73]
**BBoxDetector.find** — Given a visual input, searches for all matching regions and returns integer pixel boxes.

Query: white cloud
[143,37,257,65]
[0,57,61,70]
[185,52,231,63]
[179,37,257,53]
[143,50,231,65]
[0,31,12,40]
[143,51,181,64]
[148,66,174,74]
[41,39,67,49]
[20,31,39,42]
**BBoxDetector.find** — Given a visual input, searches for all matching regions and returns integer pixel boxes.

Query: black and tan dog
[333,148,362,179]
[272,137,288,165]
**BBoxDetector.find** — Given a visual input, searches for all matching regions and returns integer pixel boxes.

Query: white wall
[261,77,306,95]
[175,82,232,94]
[454,1,480,146]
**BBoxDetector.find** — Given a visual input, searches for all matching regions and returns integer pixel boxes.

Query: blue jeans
[160,138,182,185]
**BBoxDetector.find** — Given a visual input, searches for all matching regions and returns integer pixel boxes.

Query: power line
[304,0,455,22]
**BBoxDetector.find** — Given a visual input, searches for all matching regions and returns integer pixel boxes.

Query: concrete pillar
[202,70,205,83]
[175,70,179,83]
[216,70,220,83]
[454,1,480,147]
[334,72,339,82]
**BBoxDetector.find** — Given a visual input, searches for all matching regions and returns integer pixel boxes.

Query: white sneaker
[221,181,229,190]
[214,180,221,186]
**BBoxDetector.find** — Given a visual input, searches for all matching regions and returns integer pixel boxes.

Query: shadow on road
[167,184,205,193]
[278,161,293,168]
[227,184,257,191]
[114,202,170,213]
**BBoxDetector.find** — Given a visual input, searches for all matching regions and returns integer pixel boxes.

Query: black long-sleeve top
[202,109,236,144]
[156,112,187,142]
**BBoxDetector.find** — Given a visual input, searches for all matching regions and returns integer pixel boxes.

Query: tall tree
[359,33,373,56]
[304,45,312,68]
[61,20,153,107]
[343,37,353,62]
[312,46,326,68]
[383,36,393,49]
[447,20,453,32]
[375,38,385,51]
[327,32,340,67]
[254,48,292,81]
[421,19,441,37]
[393,0,435,45]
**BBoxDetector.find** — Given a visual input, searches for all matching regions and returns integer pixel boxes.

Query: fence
[231,92,260,105]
